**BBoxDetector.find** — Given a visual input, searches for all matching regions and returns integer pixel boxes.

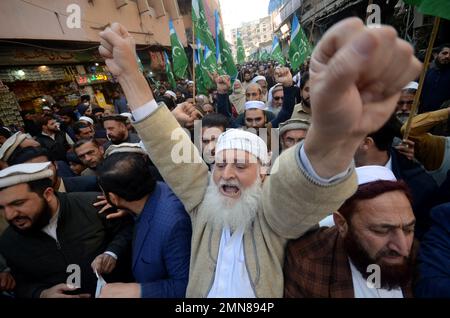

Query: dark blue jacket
[62,175,100,192]
[420,65,450,113]
[415,203,450,298]
[390,150,438,240]
[132,182,191,298]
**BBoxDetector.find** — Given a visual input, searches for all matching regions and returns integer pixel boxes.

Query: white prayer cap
[215,129,269,165]
[245,101,267,111]
[187,81,194,85]
[42,106,51,111]
[356,165,397,186]
[0,162,53,188]
[120,112,133,121]
[252,75,267,83]
[79,116,94,125]
[403,81,419,91]
[0,132,27,161]
[104,143,147,158]
[164,90,177,100]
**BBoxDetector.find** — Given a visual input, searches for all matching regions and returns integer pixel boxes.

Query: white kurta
[349,260,403,298]
[207,227,256,298]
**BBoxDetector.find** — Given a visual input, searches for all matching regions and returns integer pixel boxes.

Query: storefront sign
[76,73,110,85]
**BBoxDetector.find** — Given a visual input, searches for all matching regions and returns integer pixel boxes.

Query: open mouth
[220,184,241,198]
[13,218,28,228]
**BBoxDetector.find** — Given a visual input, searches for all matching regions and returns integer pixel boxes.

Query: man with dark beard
[284,166,416,298]
[102,115,140,151]
[95,152,191,298]
[0,162,133,298]
[420,44,450,113]
[291,71,311,122]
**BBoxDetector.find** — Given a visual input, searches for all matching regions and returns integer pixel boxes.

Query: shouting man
[97,18,421,297]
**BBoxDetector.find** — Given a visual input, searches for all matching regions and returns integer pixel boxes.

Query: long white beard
[199,175,262,231]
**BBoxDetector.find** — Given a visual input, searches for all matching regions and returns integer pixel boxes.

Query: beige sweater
[133,105,357,298]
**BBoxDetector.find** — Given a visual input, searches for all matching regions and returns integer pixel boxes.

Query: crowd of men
[0,18,449,298]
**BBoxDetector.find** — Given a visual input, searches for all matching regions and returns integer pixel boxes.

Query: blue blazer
[415,203,450,298]
[132,182,192,298]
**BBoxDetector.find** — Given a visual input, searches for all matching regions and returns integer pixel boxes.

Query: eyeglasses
[273,96,283,101]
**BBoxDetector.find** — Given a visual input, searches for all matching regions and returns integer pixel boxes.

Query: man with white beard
[98,18,421,297]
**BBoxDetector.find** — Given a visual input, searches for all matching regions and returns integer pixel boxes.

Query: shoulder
[60,191,100,208]
[429,203,450,230]
[287,227,339,261]
[156,183,188,218]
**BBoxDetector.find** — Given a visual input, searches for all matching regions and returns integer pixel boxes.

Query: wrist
[304,128,360,179]
[118,71,154,111]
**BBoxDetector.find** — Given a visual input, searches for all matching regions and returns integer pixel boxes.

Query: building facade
[230,16,274,58]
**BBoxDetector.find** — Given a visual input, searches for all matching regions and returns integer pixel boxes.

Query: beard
[396,112,410,124]
[198,174,262,231]
[302,98,311,109]
[343,227,415,290]
[436,58,450,69]
[9,199,52,234]
[108,131,127,144]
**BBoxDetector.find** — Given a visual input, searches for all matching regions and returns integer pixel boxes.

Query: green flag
[271,35,286,65]
[289,15,312,71]
[169,19,189,79]
[194,42,207,95]
[215,10,237,80]
[192,0,216,53]
[196,39,214,93]
[201,45,216,90]
[403,0,450,20]
[236,33,246,64]
[163,51,177,89]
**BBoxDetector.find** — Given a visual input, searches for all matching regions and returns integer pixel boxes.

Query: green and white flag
[163,51,177,89]
[169,19,189,79]
[192,0,216,53]
[215,10,237,79]
[289,15,312,71]
[236,33,246,64]
[271,35,285,65]
[403,0,450,20]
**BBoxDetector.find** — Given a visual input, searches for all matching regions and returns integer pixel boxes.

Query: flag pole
[192,27,197,104]
[403,16,441,141]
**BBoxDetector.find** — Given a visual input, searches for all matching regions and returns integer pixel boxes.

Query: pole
[403,16,441,141]
[192,26,196,104]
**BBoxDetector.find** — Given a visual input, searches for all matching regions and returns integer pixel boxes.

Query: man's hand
[0,272,15,291]
[274,67,293,87]
[99,23,153,110]
[40,283,90,298]
[91,253,117,275]
[215,75,231,94]
[394,139,415,161]
[98,283,141,298]
[172,102,202,128]
[304,18,422,178]
[94,195,127,220]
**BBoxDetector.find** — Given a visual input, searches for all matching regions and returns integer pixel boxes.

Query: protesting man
[284,166,417,298]
[98,17,421,297]
[0,162,133,298]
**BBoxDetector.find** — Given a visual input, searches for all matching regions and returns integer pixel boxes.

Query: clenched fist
[304,18,422,178]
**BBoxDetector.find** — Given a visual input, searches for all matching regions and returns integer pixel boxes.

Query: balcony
[279,0,302,24]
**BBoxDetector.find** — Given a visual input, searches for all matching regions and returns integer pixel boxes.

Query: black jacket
[36,132,70,162]
[0,192,133,298]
